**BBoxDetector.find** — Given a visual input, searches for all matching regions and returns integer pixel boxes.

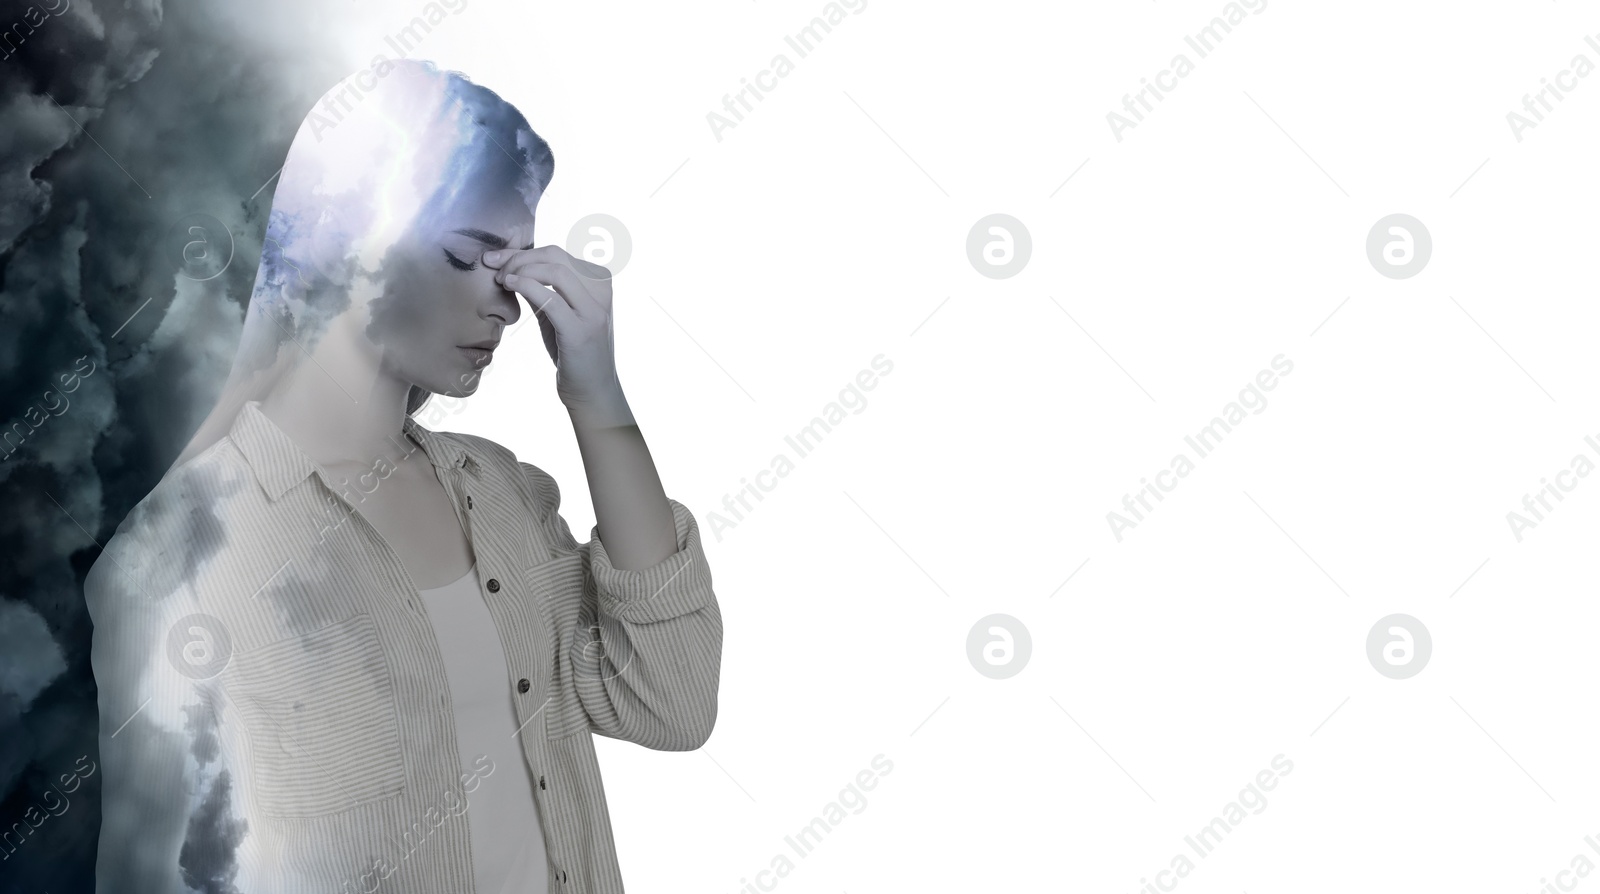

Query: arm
[565,388,674,572]
[85,529,246,893]
[487,240,722,749]
[521,445,723,751]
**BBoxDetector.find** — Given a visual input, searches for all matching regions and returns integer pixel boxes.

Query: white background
[312,1,1600,891]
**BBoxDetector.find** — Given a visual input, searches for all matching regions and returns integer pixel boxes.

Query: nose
[484,277,520,325]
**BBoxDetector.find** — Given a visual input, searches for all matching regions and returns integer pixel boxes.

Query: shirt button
[487,578,500,593]
[538,774,546,790]
[467,495,473,509]
[517,678,530,693]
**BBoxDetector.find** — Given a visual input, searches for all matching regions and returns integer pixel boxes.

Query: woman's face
[369,179,538,399]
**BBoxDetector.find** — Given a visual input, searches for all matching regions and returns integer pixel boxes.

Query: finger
[483,243,562,272]
[540,244,611,283]
[514,244,612,308]
[498,259,596,312]
[492,244,610,284]
[499,260,602,319]
[509,277,581,337]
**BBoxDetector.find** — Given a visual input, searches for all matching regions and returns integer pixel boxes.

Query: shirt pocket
[224,613,407,818]
[521,551,592,740]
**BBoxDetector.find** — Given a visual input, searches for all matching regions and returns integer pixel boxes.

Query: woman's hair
[168,60,552,471]
[257,58,554,418]
[270,58,556,415]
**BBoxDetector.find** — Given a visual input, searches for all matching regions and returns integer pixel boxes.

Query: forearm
[566,387,677,572]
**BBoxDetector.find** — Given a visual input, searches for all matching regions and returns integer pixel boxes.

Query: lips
[460,346,494,366]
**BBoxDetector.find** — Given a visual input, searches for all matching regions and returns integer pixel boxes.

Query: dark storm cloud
[0,0,160,256]
[0,0,357,888]
[182,685,222,769]
[179,769,247,894]
[179,690,246,894]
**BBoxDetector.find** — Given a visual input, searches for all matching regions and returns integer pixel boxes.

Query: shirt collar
[230,399,477,501]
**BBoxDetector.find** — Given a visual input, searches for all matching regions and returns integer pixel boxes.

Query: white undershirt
[416,563,549,894]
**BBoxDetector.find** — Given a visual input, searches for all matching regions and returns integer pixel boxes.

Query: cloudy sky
[9,1,1600,891]
[0,1,528,889]
[0,0,751,883]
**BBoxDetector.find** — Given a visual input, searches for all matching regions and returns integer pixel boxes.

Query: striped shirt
[84,399,723,894]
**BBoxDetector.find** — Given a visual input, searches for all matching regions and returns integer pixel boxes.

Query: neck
[258,315,417,472]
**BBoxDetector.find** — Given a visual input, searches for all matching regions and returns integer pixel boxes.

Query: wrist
[565,385,635,429]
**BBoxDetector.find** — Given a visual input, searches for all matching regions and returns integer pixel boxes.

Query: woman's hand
[482,231,626,420]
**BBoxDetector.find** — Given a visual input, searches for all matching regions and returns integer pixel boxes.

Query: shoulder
[433,429,563,514]
[85,438,259,609]
[106,438,240,549]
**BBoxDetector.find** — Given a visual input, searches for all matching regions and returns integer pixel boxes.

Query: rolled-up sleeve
[520,462,723,751]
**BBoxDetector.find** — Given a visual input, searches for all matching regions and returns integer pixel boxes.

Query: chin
[416,373,477,401]
[437,382,480,400]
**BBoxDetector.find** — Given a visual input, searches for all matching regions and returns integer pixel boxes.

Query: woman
[84,59,722,894]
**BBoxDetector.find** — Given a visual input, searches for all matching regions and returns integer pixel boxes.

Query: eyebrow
[450,228,505,249]
[449,228,535,250]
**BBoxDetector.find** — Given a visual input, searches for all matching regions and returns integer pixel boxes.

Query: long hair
[168,59,553,473]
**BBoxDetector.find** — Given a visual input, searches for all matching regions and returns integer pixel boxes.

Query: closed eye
[442,248,478,272]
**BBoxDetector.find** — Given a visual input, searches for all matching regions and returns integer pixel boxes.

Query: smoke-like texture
[0,0,372,888]
[0,600,67,713]
[179,773,246,894]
